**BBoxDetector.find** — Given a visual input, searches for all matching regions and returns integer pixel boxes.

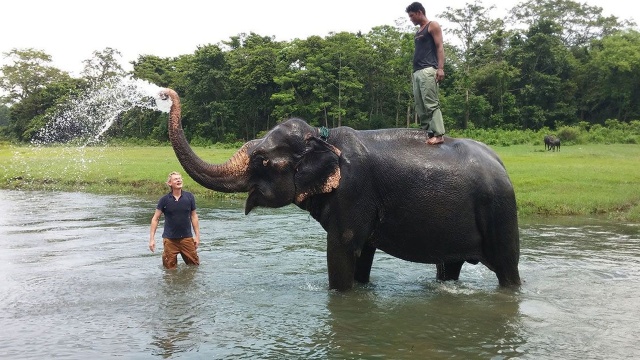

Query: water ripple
[1,190,639,359]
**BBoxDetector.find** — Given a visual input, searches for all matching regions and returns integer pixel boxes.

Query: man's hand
[149,238,156,252]
[436,68,445,83]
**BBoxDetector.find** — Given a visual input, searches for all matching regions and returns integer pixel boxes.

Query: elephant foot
[496,271,522,288]
[327,239,357,291]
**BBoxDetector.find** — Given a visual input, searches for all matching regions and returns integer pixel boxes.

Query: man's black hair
[406,2,425,15]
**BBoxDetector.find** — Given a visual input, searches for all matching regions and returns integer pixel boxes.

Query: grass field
[499,144,640,220]
[2,143,639,221]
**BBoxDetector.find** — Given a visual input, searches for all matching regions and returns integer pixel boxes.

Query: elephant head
[160,88,341,215]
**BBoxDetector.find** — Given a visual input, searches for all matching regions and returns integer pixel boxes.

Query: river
[0,190,638,359]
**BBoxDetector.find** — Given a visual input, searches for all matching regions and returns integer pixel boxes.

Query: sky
[1,0,638,77]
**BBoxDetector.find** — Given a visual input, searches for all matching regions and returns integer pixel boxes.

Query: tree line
[1,0,639,144]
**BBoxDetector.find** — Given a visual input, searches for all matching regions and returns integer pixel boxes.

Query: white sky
[1,0,638,77]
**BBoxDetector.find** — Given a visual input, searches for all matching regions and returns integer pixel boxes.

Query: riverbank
[2,143,639,221]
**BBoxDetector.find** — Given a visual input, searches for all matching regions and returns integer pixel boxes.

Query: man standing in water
[149,171,200,269]
[406,2,446,145]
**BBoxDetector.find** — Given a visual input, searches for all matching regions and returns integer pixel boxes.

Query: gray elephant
[544,135,553,151]
[544,135,560,151]
[160,89,521,291]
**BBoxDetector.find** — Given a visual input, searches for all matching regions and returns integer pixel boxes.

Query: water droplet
[31,76,171,146]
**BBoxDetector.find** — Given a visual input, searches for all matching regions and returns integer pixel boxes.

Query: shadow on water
[0,190,639,359]
[322,285,524,359]
[148,266,202,358]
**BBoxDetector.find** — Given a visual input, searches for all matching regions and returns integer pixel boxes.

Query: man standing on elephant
[149,171,200,269]
[406,1,446,145]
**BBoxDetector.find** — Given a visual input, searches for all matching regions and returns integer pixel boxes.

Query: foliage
[449,121,640,146]
[509,0,635,47]
[1,1,639,144]
[6,77,87,141]
[80,47,127,87]
[0,48,71,104]
[576,30,640,123]
[0,103,9,126]
[131,54,176,87]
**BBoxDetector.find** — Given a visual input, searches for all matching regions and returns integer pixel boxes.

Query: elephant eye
[262,159,269,167]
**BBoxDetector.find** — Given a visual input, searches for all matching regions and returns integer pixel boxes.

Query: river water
[0,189,638,359]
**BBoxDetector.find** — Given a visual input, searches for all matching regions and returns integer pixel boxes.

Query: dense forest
[1,0,639,144]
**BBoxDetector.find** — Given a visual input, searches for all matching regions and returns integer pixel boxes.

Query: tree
[506,20,579,129]
[8,77,85,142]
[225,33,283,138]
[271,36,331,125]
[322,32,367,128]
[509,0,634,48]
[469,28,522,128]
[0,48,69,104]
[272,33,367,130]
[364,25,413,129]
[173,45,230,141]
[131,54,177,87]
[0,103,9,127]
[80,47,126,86]
[440,0,504,128]
[577,30,640,122]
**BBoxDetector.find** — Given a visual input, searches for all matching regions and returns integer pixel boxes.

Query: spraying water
[32,76,171,146]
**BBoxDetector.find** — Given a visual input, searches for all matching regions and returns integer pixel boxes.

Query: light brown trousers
[162,237,200,269]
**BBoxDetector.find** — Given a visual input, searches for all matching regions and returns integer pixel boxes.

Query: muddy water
[0,190,638,359]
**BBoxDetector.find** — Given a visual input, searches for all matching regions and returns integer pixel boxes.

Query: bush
[189,136,213,147]
[556,126,581,143]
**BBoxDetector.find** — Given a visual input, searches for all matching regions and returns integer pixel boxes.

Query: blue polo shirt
[157,191,196,239]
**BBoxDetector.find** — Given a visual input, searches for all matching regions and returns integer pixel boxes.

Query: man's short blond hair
[166,171,182,186]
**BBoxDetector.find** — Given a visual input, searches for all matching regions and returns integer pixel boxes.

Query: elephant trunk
[161,88,252,193]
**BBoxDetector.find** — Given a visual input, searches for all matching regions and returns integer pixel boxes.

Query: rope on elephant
[319,126,330,141]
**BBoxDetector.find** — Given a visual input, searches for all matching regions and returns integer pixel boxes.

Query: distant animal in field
[544,135,560,152]
[544,135,553,150]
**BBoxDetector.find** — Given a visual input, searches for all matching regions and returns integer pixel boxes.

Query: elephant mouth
[244,186,261,215]
[244,183,297,215]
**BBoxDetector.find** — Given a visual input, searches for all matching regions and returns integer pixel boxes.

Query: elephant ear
[294,134,342,204]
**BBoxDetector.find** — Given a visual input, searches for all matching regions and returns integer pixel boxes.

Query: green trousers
[412,67,445,136]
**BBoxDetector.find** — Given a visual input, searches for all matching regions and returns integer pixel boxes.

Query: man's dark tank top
[413,22,438,72]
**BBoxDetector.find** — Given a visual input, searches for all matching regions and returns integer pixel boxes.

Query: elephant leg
[493,261,521,287]
[326,235,356,291]
[482,255,521,287]
[354,245,376,284]
[436,261,465,281]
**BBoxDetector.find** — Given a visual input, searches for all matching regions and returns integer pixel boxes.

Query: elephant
[544,135,560,152]
[544,135,553,151]
[160,89,521,291]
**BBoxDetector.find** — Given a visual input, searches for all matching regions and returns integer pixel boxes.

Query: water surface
[0,190,638,359]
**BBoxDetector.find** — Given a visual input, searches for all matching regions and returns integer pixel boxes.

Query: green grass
[499,144,640,221]
[2,143,640,221]
[0,144,239,200]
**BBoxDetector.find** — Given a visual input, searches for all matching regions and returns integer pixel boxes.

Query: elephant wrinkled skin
[161,88,521,291]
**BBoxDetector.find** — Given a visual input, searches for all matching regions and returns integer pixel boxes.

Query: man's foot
[427,135,444,145]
